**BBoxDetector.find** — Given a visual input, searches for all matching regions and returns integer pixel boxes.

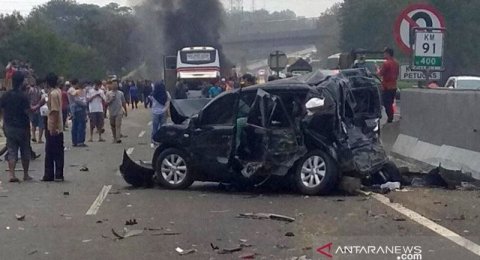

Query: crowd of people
[0,65,173,183]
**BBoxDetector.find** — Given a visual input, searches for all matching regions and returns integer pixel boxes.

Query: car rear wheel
[294,150,338,195]
[154,148,194,189]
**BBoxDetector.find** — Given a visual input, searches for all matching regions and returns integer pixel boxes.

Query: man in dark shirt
[0,71,32,182]
[378,47,400,123]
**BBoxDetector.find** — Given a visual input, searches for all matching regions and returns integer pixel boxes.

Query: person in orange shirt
[378,47,400,123]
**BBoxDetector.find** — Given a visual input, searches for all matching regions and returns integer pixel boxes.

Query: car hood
[170,98,211,124]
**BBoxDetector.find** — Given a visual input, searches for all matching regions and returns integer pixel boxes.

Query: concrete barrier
[392,88,480,180]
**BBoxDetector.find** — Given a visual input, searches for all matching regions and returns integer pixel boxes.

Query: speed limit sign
[412,28,445,70]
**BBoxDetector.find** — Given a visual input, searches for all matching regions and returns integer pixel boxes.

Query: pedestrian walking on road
[129,81,139,109]
[87,80,106,142]
[0,71,33,182]
[42,73,65,182]
[106,80,127,144]
[378,47,400,123]
[143,80,153,108]
[150,81,170,148]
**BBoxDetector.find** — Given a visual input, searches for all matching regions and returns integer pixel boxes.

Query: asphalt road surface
[0,107,479,260]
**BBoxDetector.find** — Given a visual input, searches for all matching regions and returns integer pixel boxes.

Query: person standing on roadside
[378,47,400,123]
[0,71,33,182]
[42,73,64,182]
[61,82,70,130]
[150,81,171,148]
[87,80,106,142]
[71,81,88,147]
[106,80,127,144]
[27,78,42,143]
[174,79,188,99]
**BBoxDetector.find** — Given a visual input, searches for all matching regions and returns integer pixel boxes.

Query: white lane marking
[126,147,135,155]
[148,121,152,126]
[86,185,112,215]
[138,130,146,138]
[372,193,480,256]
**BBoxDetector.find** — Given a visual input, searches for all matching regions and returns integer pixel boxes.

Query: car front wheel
[154,148,194,189]
[294,150,338,195]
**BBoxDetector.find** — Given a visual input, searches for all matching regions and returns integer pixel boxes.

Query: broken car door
[237,89,302,177]
[192,92,238,175]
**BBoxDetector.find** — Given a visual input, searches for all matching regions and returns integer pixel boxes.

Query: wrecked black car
[121,69,399,195]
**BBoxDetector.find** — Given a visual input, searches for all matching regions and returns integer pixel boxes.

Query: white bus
[176,46,220,89]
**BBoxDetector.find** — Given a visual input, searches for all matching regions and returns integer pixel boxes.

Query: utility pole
[251,0,256,12]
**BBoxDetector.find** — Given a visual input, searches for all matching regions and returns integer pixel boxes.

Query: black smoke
[132,0,231,78]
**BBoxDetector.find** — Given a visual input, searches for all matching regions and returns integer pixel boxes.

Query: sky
[0,0,341,17]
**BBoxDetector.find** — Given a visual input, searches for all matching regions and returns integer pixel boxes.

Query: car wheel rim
[161,154,187,185]
[301,155,326,188]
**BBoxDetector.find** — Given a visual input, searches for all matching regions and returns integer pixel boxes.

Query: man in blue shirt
[208,82,223,98]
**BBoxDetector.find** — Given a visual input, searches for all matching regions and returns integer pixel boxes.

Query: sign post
[411,27,445,87]
[394,3,446,87]
[268,51,288,77]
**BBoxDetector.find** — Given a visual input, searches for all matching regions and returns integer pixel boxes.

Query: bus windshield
[180,50,217,65]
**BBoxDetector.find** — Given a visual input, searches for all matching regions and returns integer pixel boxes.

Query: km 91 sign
[413,31,444,69]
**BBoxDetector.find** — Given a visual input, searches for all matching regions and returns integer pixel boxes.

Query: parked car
[121,69,400,195]
[444,76,480,90]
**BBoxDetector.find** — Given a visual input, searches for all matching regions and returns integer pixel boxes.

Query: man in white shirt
[87,80,106,142]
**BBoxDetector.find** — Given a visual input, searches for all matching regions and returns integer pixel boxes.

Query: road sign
[413,30,444,69]
[268,51,288,71]
[400,65,441,81]
[394,3,445,53]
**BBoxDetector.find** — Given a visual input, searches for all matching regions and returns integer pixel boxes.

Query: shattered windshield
[1,1,478,260]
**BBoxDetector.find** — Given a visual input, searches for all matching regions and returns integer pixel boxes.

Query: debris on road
[63,192,70,196]
[108,190,121,195]
[111,228,144,240]
[290,256,310,260]
[80,167,89,172]
[237,213,295,222]
[27,250,38,256]
[380,182,401,191]
[125,219,138,226]
[393,216,406,222]
[175,247,197,256]
[239,252,257,259]
[82,239,92,243]
[285,232,295,237]
[61,213,72,220]
[15,214,25,221]
[446,214,466,221]
[151,232,181,236]
[457,182,480,191]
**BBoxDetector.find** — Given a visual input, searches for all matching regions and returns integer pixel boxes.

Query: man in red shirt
[378,47,400,123]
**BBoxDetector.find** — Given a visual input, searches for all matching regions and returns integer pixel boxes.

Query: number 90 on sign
[414,56,442,67]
